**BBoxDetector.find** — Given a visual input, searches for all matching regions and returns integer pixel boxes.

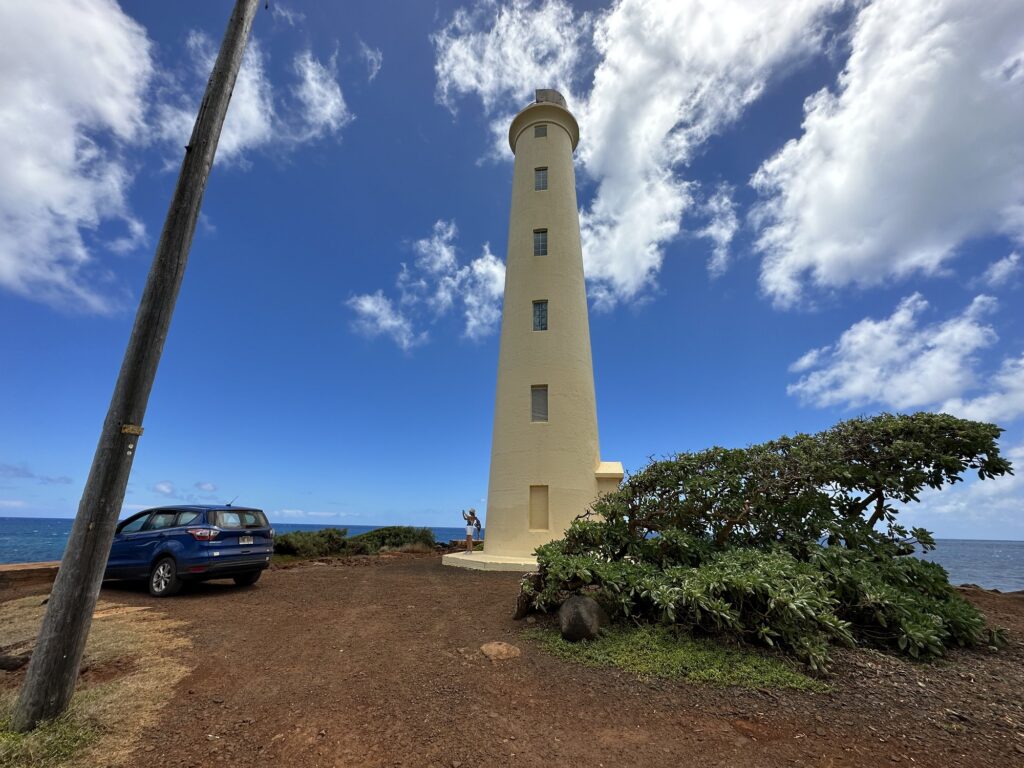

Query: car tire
[233,571,262,587]
[149,557,182,597]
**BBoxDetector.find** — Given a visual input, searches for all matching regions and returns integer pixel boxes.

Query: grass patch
[523,624,828,691]
[380,541,435,554]
[0,702,98,768]
[0,596,192,767]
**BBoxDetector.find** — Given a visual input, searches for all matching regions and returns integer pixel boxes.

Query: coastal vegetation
[523,624,826,690]
[273,526,435,560]
[521,413,1013,671]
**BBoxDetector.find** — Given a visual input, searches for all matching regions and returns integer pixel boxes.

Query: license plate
[239,536,254,545]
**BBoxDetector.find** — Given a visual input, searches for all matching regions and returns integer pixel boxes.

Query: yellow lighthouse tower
[445,89,623,571]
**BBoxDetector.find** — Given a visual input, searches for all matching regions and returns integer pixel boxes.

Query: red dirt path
[35,554,1024,766]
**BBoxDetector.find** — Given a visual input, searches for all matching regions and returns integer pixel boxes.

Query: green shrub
[273,527,350,558]
[528,541,852,670]
[273,526,436,558]
[522,413,1011,669]
[349,526,435,553]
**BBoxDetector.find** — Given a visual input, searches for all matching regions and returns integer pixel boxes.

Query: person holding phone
[461,509,478,553]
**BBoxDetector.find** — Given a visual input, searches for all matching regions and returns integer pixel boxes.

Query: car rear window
[211,510,268,529]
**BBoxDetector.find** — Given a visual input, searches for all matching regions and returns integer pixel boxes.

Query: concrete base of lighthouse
[442,551,538,572]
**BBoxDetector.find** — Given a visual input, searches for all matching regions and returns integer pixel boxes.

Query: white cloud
[581,0,841,307]
[347,291,426,351]
[941,354,1024,424]
[218,35,277,161]
[194,481,217,493]
[789,346,830,374]
[270,3,305,27]
[432,0,842,308]
[0,4,354,315]
[413,220,459,278]
[155,35,351,166]
[359,41,383,82]
[753,0,1024,307]
[980,252,1021,289]
[0,463,72,485]
[292,51,353,141]
[461,243,506,340]
[788,293,1000,411]
[0,500,28,509]
[697,185,740,277]
[0,0,152,313]
[433,0,587,115]
[153,481,177,497]
[272,508,342,520]
[154,32,274,166]
[348,220,506,348]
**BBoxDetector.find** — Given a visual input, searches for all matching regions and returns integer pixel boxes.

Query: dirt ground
[5,553,1024,768]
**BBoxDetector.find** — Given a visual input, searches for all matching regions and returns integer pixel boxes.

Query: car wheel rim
[153,562,171,592]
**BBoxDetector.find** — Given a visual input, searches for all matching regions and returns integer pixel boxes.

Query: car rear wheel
[149,557,182,597]
[233,571,262,587]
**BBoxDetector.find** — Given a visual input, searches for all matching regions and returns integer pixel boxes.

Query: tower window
[533,300,548,331]
[534,124,547,138]
[534,167,548,190]
[531,385,548,422]
[533,229,548,256]
[529,485,549,530]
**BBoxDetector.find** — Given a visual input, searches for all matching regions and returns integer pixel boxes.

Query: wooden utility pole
[12,0,260,731]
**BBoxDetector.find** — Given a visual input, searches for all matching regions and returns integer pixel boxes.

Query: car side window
[176,511,199,526]
[144,512,178,531]
[119,515,149,534]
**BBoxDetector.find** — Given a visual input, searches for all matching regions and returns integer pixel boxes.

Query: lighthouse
[445,89,623,571]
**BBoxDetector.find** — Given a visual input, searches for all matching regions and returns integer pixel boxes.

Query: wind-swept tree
[522,412,1012,668]
[819,412,1011,549]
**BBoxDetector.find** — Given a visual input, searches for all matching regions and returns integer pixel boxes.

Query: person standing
[462,509,478,553]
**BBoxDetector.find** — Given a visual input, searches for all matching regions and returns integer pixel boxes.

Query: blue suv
[105,505,274,596]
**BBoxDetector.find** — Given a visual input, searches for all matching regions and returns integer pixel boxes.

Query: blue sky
[1,0,1022,538]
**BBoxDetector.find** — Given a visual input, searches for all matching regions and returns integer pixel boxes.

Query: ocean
[0,517,473,568]
[0,516,1021,592]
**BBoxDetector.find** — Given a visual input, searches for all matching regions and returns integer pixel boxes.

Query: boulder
[558,595,608,642]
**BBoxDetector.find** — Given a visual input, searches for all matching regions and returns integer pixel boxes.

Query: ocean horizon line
[0,515,1020,544]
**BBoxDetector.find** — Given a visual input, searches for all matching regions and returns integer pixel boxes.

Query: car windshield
[211,509,268,529]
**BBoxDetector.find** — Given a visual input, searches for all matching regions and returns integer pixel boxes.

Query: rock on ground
[558,595,608,642]
[480,641,521,661]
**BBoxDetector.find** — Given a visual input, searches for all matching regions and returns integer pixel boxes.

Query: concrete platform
[442,551,538,572]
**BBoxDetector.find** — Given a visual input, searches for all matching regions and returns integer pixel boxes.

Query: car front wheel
[233,571,262,587]
[149,557,182,597]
